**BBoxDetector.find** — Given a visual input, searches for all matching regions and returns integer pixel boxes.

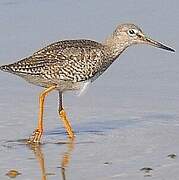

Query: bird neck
[103,34,130,59]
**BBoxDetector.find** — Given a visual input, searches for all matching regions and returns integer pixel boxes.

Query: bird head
[113,23,175,52]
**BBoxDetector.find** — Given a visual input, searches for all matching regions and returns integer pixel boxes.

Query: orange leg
[58,92,75,139]
[27,85,56,144]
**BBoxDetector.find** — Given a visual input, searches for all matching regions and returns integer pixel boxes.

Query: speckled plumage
[0,23,174,144]
[0,23,174,92]
[0,39,116,91]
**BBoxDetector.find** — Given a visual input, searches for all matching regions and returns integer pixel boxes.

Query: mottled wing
[5,40,106,83]
[40,40,106,82]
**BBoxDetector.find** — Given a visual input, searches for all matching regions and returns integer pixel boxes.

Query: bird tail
[0,65,12,72]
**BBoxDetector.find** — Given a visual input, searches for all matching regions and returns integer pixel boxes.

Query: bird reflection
[30,144,47,180]
[60,141,74,180]
[28,138,74,180]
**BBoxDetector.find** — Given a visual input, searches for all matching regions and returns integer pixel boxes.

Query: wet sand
[1,114,179,180]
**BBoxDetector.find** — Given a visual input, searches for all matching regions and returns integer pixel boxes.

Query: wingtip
[0,65,12,72]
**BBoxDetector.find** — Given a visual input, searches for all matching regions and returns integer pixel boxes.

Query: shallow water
[0,0,179,179]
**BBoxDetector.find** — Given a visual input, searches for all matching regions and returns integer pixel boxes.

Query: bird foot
[27,128,42,145]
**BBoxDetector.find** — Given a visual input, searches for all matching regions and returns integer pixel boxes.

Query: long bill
[144,37,175,52]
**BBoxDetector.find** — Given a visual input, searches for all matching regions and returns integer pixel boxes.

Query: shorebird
[0,23,175,144]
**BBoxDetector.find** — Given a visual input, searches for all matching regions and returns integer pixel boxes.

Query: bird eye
[128,29,136,36]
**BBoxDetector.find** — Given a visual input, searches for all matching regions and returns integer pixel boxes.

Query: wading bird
[0,23,175,144]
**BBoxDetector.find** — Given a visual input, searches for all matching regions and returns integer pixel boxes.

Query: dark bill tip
[157,42,175,52]
[145,37,175,52]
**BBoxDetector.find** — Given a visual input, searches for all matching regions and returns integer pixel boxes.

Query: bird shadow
[47,117,141,138]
